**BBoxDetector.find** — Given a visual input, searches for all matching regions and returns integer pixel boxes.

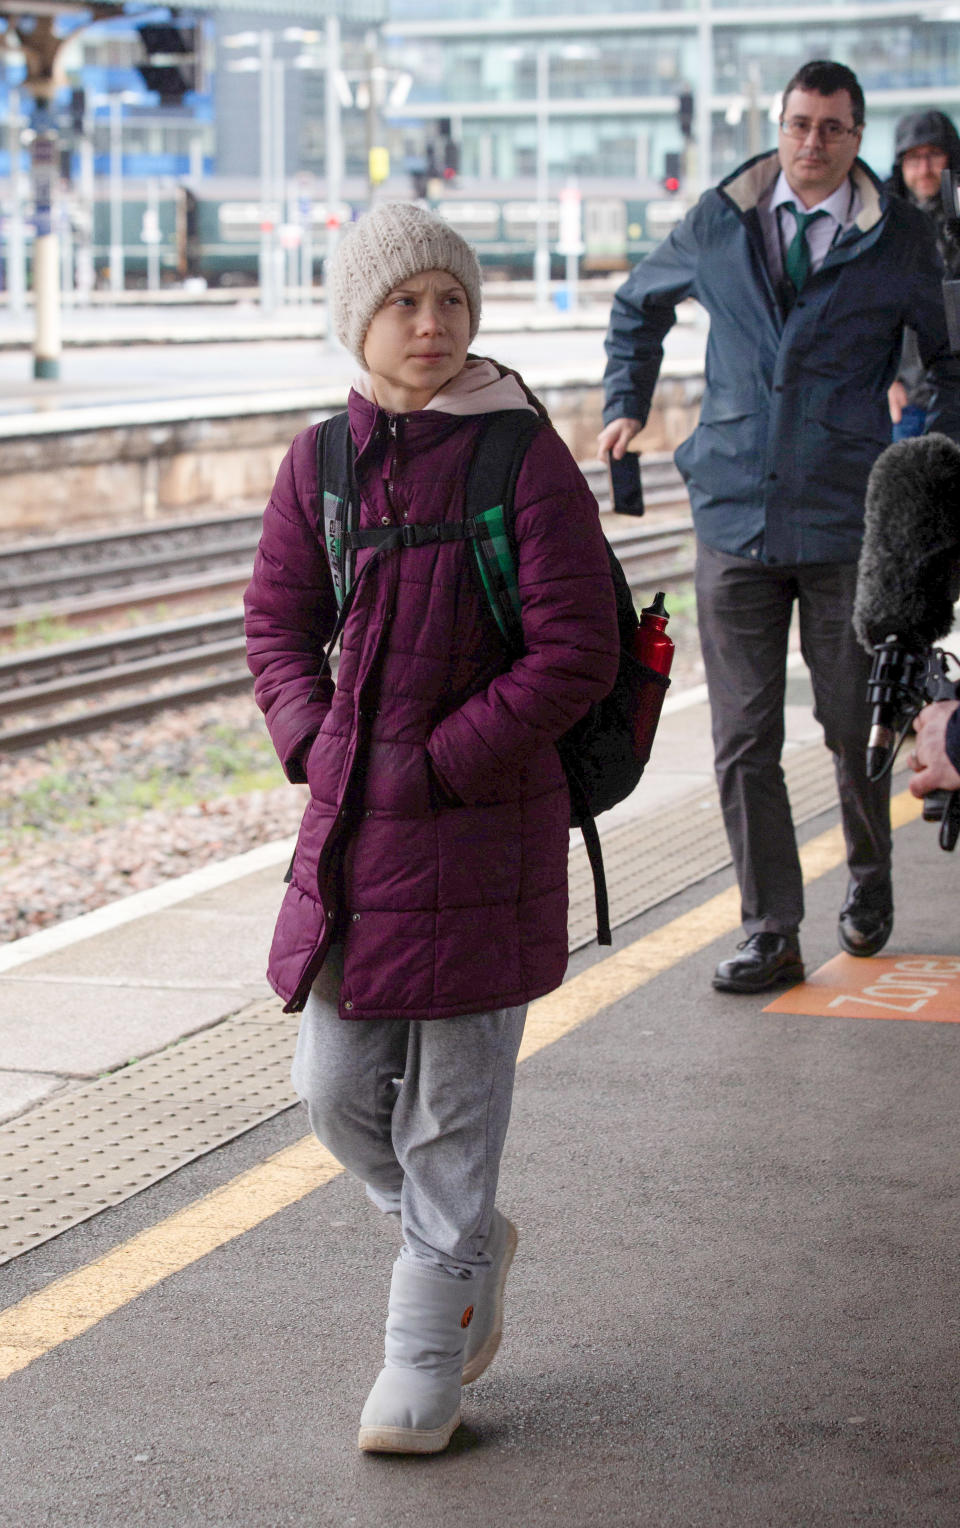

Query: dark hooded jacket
[603,150,960,563]
[244,369,619,1018]
[887,109,960,202]
[887,110,960,409]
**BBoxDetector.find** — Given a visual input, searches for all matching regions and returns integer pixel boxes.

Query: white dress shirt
[758,169,861,288]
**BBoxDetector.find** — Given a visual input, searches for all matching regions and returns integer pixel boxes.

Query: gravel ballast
[2,596,706,947]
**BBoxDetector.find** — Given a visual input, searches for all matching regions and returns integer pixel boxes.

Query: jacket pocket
[806,391,889,449]
[305,731,341,807]
[803,392,890,498]
[675,388,765,502]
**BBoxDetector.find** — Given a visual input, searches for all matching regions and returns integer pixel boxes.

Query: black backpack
[314,409,669,945]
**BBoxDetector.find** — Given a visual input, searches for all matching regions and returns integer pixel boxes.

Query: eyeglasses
[902,149,949,166]
[779,116,859,144]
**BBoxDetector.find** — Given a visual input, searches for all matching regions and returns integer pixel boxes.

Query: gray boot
[462,1210,518,1385]
[358,1258,474,1455]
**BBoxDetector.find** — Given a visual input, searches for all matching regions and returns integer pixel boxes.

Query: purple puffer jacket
[244,384,619,1018]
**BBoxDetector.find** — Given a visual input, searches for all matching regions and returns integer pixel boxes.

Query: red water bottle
[632,590,675,766]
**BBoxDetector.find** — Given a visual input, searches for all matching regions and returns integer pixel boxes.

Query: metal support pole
[146,177,160,291]
[75,119,95,304]
[30,107,60,379]
[300,192,313,302]
[7,87,26,318]
[272,55,285,307]
[28,112,59,379]
[59,199,74,303]
[746,65,762,159]
[33,229,60,375]
[565,251,578,312]
[286,186,298,297]
[534,46,550,311]
[364,29,378,207]
[696,0,713,194]
[325,13,343,274]
[259,30,275,314]
[108,95,124,294]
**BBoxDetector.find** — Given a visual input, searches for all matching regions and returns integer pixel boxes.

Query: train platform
[0,302,707,432]
[0,291,614,353]
[2,668,958,1525]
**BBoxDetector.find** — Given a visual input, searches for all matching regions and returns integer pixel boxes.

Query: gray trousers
[695,542,892,937]
[291,946,527,1279]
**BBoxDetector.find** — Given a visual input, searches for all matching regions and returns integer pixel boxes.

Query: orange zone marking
[764,953,960,1023]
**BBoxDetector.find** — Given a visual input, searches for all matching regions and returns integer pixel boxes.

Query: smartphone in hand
[608,451,644,517]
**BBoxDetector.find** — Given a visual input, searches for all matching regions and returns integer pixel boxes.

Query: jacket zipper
[383,412,401,515]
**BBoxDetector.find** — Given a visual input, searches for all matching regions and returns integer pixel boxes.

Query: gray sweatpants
[290,946,527,1279]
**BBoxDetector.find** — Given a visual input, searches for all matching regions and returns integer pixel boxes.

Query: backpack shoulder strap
[315,411,360,608]
[463,412,615,947]
[463,410,544,650]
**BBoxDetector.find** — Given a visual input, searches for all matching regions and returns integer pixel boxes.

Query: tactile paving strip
[0,1007,299,1265]
[0,741,852,1265]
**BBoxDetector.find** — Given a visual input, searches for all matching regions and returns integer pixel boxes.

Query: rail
[0,456,693,750]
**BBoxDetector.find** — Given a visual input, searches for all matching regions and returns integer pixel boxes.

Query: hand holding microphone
[855,433,960,848]
[909,700,960,851]
[854,432,960,780]
[908,700,960,794]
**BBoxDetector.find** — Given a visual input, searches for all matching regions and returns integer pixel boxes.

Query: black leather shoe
[712,932,804,994]
[837,879,893,957]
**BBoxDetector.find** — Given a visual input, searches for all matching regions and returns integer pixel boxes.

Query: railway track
[0,512,264,632]
[0,456,693,751]
[0,454,688,625]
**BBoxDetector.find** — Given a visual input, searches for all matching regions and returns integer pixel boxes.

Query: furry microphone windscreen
[853,432,960,652]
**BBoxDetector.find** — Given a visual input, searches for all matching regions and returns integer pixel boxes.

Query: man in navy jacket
[600,59,960,993]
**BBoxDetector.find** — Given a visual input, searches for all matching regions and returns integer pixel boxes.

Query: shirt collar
[770,169,853,225]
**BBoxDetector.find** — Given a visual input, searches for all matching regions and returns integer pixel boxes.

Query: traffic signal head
[69,87,86,135]
[136,23,200,105]
[138,23,190,56]
[678,90,694,139]
[663,150,682,193]
[437,117,459,182]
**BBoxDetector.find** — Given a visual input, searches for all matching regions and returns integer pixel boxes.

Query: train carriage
[79,176,686,288]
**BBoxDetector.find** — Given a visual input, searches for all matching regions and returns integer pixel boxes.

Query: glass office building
[380,1,960,191]
[2,1,957,230]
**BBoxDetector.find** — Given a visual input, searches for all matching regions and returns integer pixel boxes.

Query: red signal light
[664,176,680,193]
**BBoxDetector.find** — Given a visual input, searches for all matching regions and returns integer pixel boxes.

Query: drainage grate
[0,740,852,1266]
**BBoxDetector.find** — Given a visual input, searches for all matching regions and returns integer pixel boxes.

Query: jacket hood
[888,110,960,199]
[720,148,884,235]
[350,356,539,417]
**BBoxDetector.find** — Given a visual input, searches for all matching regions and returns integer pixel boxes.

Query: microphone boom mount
[866,634,960,850]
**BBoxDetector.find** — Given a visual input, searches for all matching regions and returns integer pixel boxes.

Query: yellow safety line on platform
[0,790,923,1383]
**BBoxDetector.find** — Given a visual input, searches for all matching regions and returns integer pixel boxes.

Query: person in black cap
[887,109,960,438]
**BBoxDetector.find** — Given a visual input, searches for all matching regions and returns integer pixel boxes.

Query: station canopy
[0,0,385,22]
[192,0,386,16]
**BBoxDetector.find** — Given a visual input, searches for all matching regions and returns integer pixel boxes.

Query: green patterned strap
[470,504,523,648]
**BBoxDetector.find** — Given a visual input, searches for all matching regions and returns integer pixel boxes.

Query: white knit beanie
[328,202,482,367]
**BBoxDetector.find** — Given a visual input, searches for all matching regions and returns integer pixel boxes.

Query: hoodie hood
[888,110,960,200]
[350,356,539,417]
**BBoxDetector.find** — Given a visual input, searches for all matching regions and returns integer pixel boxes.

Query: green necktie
[783,203,828,294]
